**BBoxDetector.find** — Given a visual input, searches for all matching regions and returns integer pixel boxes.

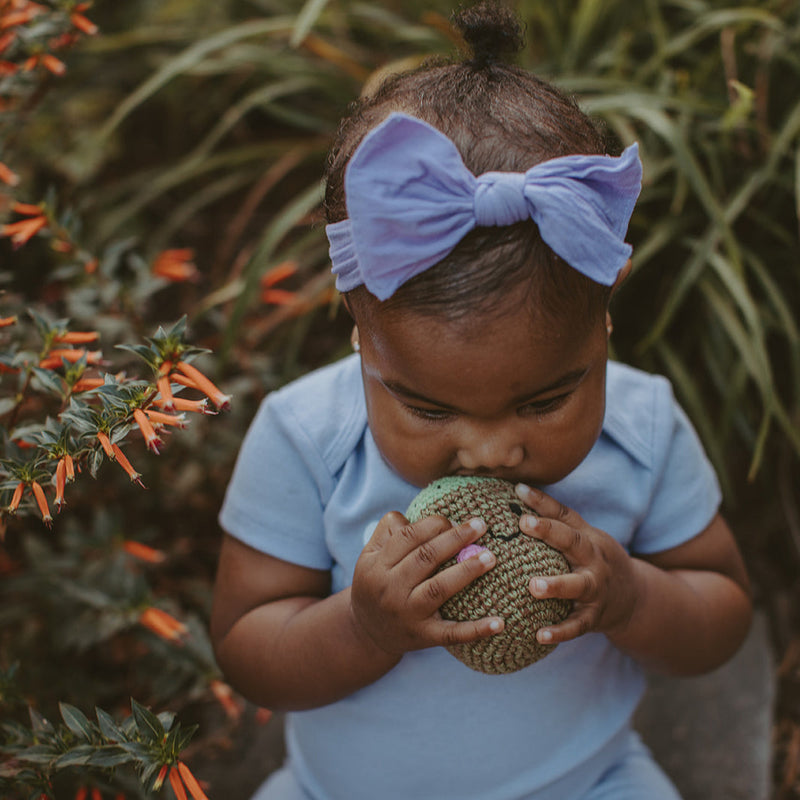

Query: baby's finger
[536,608,595,645]
[428,615,505,647]
[395,517,487,581]
[530,571,595,602]
[518,513,592,566]
[410,542,496,612]
[372,513,453,566]
[515,484,586,529]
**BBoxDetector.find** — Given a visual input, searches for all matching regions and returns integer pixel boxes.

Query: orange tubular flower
[0,6,43,29]
[111,443,144,487]
[140,606,187,643]
[0,161,19,186]
[53,330,99,344]
[261,288,297,306]
[96,431,114,457]
[12,201,42,215]
[145,409,187,429]
[262,259,298,287]
[156,373,175,411]
[210,679,243,721]
[0,315,17,327]
[75,788,88,800]
[154,395,212,414]
[30,480,52,527]
[90,789,101,800]
[255,707,273,725]
[170,372,199,390]
[153,764,169,791]
[55,458,67,511]
[151,248,199,283]
[44,348,102,364]
[122,540,166,564]
[133,408,162,453]
[64,453,75,482]
[177,762,210,800]
[7,481,23,513]
[176,361,231,411]
[1,214,46,247]
[70,11,97,35]
[0,31,16,53]
[72,377,104,392]
[169,768,188,800]
[41,54,66,74]
[261,260,298,306]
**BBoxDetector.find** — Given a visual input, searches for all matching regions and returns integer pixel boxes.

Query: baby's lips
[456,544,488,563]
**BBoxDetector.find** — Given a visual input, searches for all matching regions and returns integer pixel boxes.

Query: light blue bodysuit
[219,355,720,800]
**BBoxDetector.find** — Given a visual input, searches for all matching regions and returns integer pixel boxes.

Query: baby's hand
[351,512,505,656]
[515,484,638,645]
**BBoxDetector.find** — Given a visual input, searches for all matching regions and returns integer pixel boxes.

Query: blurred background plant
[1,0,799,797]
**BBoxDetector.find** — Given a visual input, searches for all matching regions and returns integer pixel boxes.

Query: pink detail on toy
[457,544,488,563]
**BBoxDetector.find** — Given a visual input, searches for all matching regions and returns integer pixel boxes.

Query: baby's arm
[210,513,503,711]
[516,484,752,676]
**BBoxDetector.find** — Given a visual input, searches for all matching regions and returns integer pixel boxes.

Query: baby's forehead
[351,286,600,347]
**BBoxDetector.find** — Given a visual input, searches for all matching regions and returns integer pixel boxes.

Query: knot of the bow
[473,172,530,227]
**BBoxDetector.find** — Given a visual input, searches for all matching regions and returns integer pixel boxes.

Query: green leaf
[96,707,126,743]
[28,708,54,736]
[221,180,324,360]
[157,710,176,732]
[99,17,296,140]
[59,702,94,741]
[53,744,96,768]
[16,745,59,765]
[87,745,133,768]
[118,740,153,761]
[30,368,66,396]
[291,0,332,47]
[131,699,165,743]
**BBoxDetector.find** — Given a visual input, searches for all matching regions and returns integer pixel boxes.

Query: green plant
[3,1,799,797]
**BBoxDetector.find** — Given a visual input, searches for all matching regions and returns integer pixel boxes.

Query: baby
[211,4,752,798]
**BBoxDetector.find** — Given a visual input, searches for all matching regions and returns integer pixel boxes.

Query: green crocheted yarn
[406,476,571,675]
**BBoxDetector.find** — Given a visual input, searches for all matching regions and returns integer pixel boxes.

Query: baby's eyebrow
[381,380,457,410]
[511,367,589,404]
[382,366,590,410]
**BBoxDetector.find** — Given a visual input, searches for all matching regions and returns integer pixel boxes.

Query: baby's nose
[457,426,525,472]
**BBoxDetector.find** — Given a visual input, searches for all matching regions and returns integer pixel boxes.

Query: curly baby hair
[324,1,616,327]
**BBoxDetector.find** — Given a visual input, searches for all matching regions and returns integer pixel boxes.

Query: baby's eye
[403,403,454,422]
[519,393,570,417]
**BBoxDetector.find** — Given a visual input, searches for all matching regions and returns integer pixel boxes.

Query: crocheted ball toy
[406,476,571,674]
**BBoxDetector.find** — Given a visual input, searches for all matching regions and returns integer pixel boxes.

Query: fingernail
[521,514,538,530]
[478,549,495,567]
[532,578,547,595]
[468,517,486,534]
[489,619,503,632]
[456,544,486,563]
[538,629,553,643]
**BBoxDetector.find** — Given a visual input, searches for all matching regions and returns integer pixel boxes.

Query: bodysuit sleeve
[218,393,333,571]
[631,380,722,555]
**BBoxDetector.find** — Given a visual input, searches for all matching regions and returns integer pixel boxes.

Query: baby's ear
[611,258,633,296]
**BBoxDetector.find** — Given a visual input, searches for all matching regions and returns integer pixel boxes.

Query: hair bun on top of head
[453,1,525,65]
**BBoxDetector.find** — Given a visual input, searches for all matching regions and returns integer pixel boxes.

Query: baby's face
[356,297,609,489]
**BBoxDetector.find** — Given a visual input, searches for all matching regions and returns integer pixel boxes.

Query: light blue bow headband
[326,112,642,301]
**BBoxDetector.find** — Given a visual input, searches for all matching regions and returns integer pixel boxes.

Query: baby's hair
[325,1,614,327]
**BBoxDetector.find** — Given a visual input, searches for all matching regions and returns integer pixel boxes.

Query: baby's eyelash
[403,403,454,422]
[519,393,571,416]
